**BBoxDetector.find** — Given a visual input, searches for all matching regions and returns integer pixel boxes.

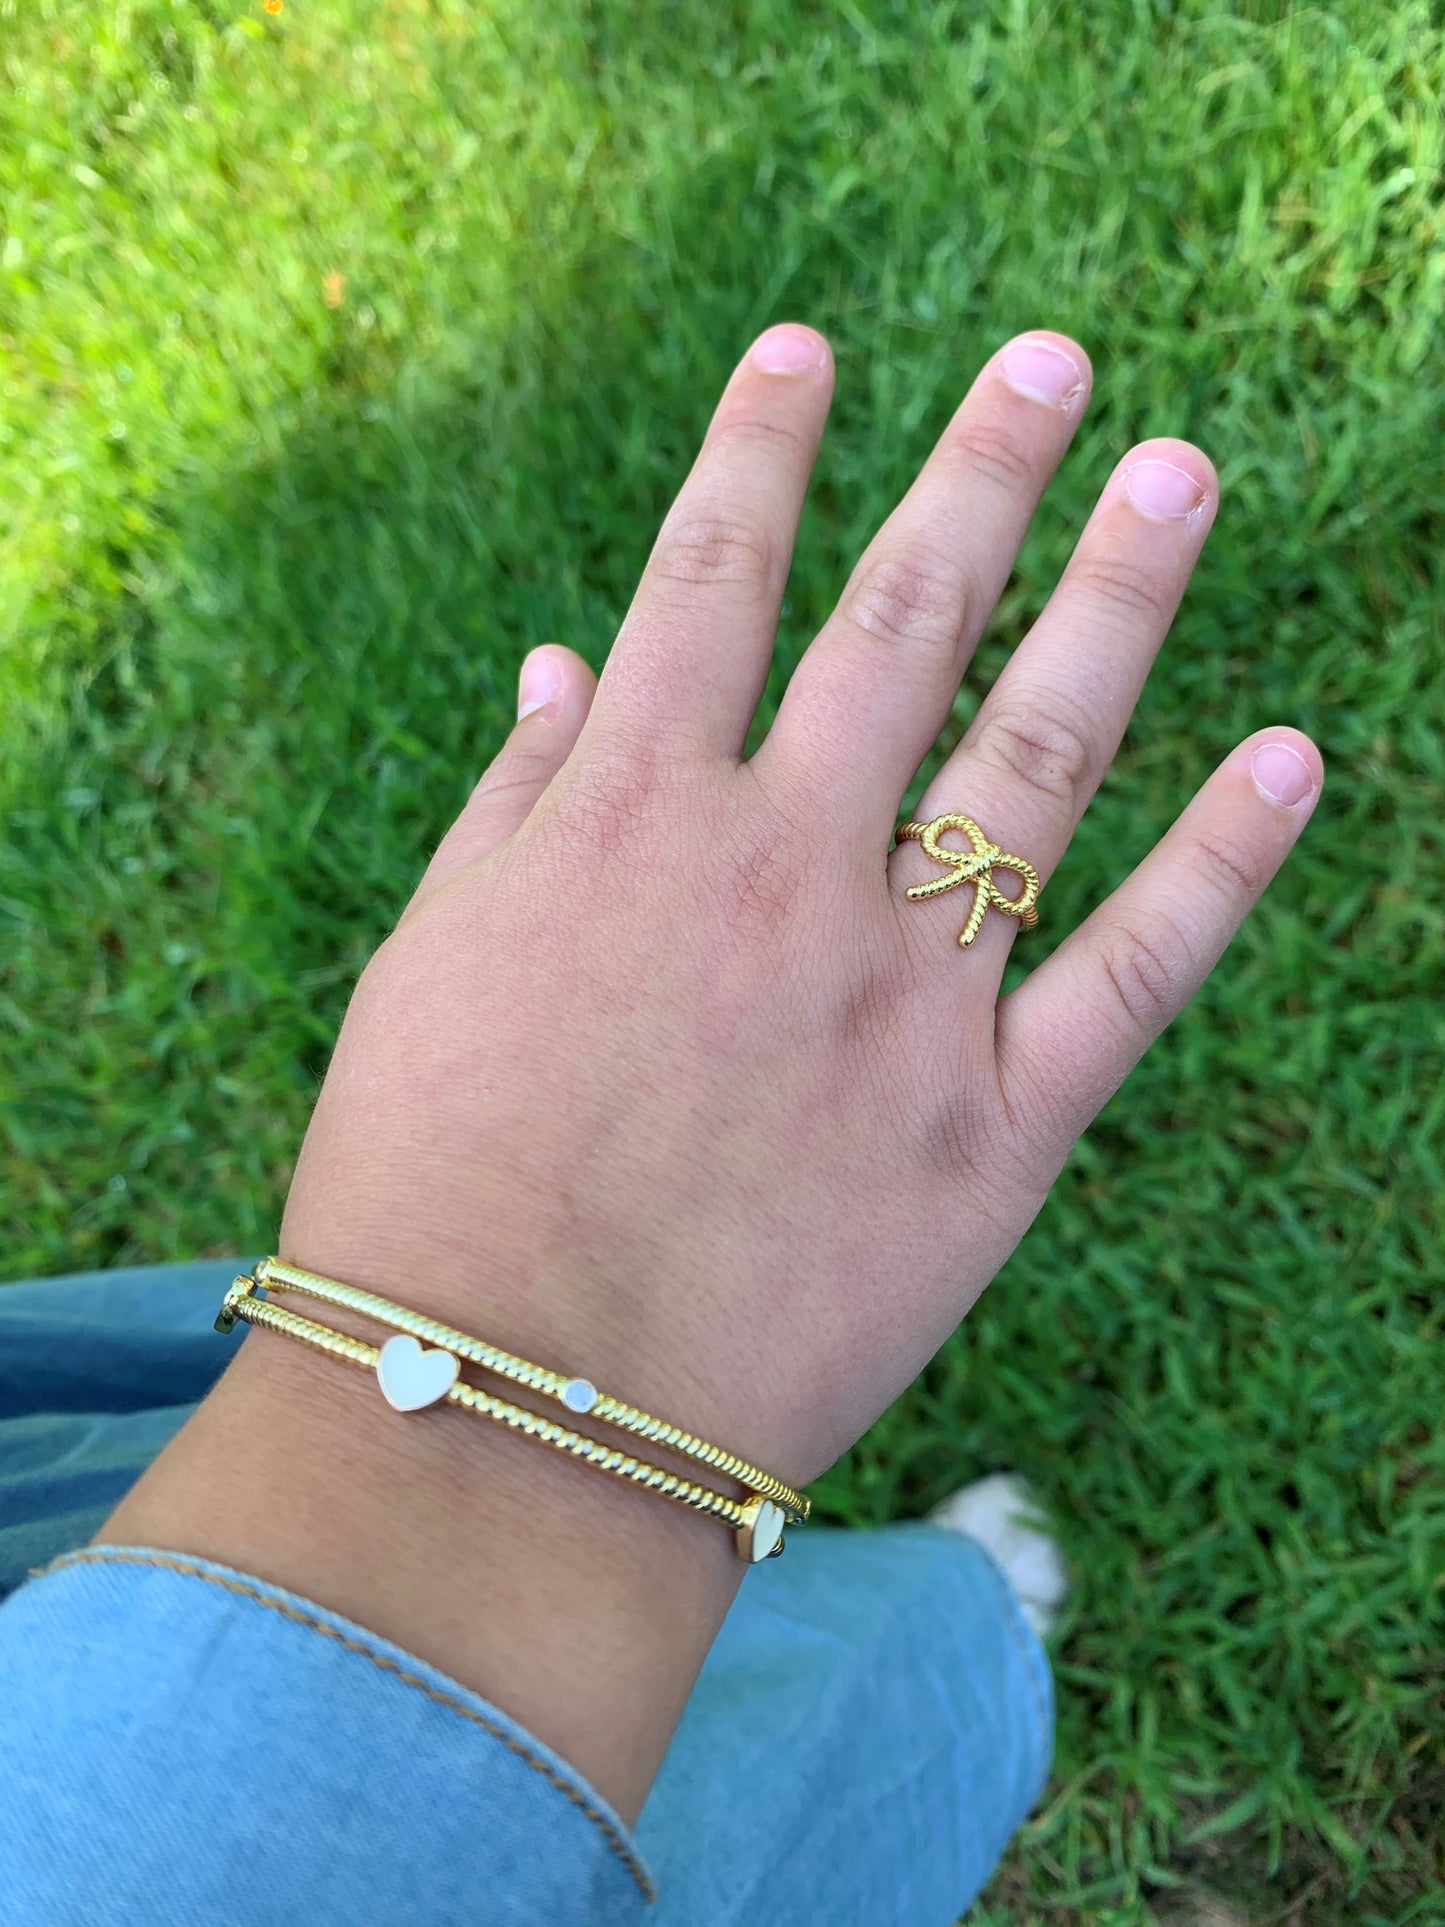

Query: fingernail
[999,338,1085,408]
[749,324,827,375]
[1251,741,1316,807]
[1124,459,1208,522]
[517,651,562,720]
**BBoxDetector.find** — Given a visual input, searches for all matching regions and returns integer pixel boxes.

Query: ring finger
[891,437,1218,970]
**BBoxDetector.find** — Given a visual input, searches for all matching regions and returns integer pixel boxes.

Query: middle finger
[754,330,1092,842]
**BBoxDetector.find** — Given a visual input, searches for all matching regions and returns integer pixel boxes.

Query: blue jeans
[0,1262,1052,1924]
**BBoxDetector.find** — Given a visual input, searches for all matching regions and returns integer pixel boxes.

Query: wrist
[105,1260,746,1821]
[277,1161,821,1486]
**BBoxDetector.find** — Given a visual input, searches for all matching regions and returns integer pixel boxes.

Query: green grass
[3,2,1443,1918]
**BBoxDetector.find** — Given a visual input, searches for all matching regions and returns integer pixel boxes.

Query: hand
[283,323,1320,1479]
[111,323,1321,1818]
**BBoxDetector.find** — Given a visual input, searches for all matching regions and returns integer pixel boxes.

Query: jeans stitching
[42,1545,656,1906]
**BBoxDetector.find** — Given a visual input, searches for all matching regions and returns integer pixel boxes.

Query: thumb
[403,644,597,919]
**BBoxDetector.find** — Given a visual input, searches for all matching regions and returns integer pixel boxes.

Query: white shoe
[929,1472,1069,1639]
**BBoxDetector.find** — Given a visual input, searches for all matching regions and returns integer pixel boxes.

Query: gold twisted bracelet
[215,1257,808,1563]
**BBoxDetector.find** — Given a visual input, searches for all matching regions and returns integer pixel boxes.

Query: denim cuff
[0,1545,652,1925]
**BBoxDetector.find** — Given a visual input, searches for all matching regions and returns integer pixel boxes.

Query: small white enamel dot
[560,1377,599,1415]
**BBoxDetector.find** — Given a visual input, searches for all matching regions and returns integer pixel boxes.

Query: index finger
[580,324,834,763]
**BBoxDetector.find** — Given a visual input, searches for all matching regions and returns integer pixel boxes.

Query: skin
[105,323,1323,1823]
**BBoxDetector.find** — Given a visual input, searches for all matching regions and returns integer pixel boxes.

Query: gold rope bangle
[246,1256,809,1523]
[215,1259,807,1563]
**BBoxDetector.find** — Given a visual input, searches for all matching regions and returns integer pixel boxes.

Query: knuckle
[970,694,1096,810]
[481,737,556,802]
[648,510,775,593]
[1191,827,1266,900]
[712,774,818,953]
[842,547,974,655]
[948,417,1041,495]
[560,742,667,862]
[473,765,544,814]
[718,827,801,950]
[708,414,810,463]
[1075,552,1171,624]
[1097,918,1184,1037]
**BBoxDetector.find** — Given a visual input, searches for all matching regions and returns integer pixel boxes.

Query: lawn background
[2,2,1442,1920]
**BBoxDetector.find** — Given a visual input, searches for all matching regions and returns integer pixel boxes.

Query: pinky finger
[994,728,1323,1151]
[402,644,597,921]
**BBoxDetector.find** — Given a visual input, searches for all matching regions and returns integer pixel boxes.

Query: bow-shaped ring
[894,813,1041,948]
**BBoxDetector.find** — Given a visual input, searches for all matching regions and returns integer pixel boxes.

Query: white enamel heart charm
[740,1498,787,1563]
[376,1334,460,1412]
